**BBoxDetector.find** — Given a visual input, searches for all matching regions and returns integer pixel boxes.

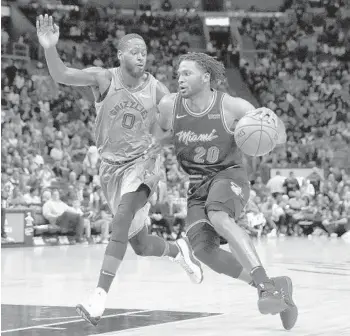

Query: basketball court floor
[1,237,350,336]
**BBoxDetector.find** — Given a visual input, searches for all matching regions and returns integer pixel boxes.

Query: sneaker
[76,287,107,326]
[174,237,203,284]
[257,281,288,315]
[273,276,298,330]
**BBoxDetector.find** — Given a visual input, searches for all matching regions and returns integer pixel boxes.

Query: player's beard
[125,61,145,78]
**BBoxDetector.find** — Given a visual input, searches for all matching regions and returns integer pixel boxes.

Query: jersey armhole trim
[170,94,179,132]
[95,69,114,106]
[152,78,158,107]
[221,93,235,135]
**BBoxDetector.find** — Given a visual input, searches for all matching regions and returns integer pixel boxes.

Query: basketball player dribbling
[158,52,298,330]
[36,15,202,326]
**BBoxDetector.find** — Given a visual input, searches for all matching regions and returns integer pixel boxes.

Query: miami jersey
[172,90,243,176]
[94,67,158,162]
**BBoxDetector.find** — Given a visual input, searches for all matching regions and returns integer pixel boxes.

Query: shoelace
[280,287,286,299]
[260,283,280,297]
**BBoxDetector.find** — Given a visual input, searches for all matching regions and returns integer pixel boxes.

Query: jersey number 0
[122,113,135,129]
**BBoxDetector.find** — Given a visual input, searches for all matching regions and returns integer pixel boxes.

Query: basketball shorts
[99,151,160,239]
[185,166,250,241]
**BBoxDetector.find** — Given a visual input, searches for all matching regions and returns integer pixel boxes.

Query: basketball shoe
[273,276,298,330]
[76,287,106,326]
[76,238,203,326]
[257,281,289,315]
[173,237,203,284]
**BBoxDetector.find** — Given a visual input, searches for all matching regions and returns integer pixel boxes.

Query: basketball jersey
[94,68,158,162]
[172,90,242,176]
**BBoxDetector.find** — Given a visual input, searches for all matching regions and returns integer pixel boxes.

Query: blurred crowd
[2,1,350,244]
[238,169,350,239]
[239,0,350,172]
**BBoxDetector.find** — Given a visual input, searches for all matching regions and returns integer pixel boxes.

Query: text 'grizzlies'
[110,100,147,119]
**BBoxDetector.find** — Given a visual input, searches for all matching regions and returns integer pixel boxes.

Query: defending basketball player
[158,52,298,330]
[36,15,201,326]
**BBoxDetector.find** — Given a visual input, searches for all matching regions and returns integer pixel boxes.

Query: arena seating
[2,1,349,245]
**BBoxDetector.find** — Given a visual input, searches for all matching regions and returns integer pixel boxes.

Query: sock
[97,239,128,292]
[250,266,270,287]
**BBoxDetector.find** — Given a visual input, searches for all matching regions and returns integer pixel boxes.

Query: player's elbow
[48,67,70,84]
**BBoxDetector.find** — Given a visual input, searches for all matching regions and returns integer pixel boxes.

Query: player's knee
[129,230,151,256]
[187,223,220,259]
[130,241,150,256]
[208,210,232,234]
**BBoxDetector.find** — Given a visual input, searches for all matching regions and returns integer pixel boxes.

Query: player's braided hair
[178,52,226,84]
[117,33,145,51]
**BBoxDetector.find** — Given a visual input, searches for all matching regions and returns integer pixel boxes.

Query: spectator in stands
[42,189,85,243]
[1,3,349,242]
[266,171,286,198]
[91,202,112,244]
[283,171,300,196]
[149,193,173,240]
[171,193,187,239]
[1,27,9,51]
[23,187,41,206]
[300,179,315,199]
[8,187,25,207]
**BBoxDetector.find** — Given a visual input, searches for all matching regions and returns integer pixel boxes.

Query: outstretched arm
[37,14,110,87]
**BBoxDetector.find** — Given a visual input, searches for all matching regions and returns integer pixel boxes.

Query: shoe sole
[275,276,298,330]
[76,304,101,327]
[176,238,203,284]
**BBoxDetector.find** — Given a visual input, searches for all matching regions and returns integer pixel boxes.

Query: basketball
[234,112,279,157]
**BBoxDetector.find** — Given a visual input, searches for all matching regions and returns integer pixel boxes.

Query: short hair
[117,34,146,51]
[178,52,226,84]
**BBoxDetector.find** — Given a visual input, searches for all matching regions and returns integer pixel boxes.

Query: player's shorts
[99,150,160,239]
[185,166,250,242]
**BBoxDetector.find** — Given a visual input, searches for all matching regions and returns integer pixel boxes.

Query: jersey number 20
[194,146,220,164]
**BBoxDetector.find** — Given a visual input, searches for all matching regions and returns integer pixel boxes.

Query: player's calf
[129,227,203,283]
[129,226,179,257]
[77,188,150,326]
[208,210,288,315]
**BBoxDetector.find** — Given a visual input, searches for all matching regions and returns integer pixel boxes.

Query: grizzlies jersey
[94,67,158,162]
[172,90,243,176]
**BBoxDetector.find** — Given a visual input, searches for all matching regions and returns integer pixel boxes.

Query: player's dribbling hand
[247,107,278,127]
[36,14,59,49]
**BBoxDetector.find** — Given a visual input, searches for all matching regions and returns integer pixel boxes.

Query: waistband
[101,143,159,166]
[188,165,242,180]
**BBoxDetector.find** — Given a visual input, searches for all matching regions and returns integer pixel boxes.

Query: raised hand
[36,14,59,49]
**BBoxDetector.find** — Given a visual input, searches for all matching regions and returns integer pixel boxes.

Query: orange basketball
[234,113,278,157]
